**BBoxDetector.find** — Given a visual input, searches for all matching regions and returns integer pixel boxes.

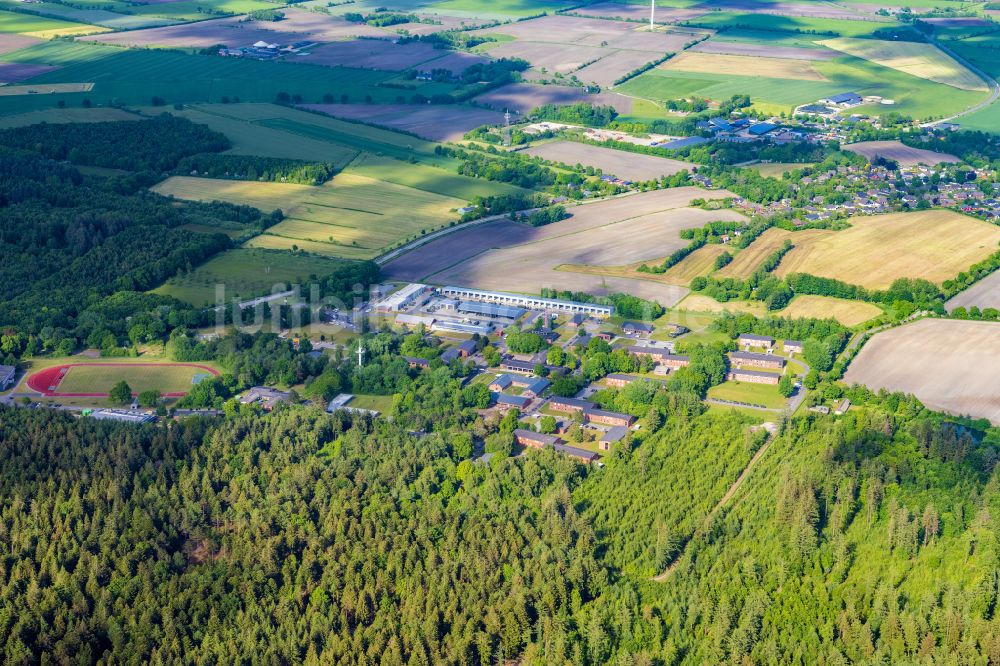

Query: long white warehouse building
[440,286,613,317]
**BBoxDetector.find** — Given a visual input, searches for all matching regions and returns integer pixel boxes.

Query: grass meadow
[152,248,350,306]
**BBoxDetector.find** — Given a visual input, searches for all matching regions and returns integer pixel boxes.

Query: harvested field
[297,39,443,71]
[79,16,308,48]
[842,140,960,166]
[473,83,631,114]
[819,37,986,91]
[488,40,607,75]
[780,295,882,326]
[0,62,58,83]
[945,271,1000,312]
[0,82,92,95]
[0,33,40,55]
[80,11,387,47]
[416,50,490,74]
[0,106,139,127]
[27,361,218,397]
[154,173,465,260]
[385,187,736,279]
[675,293,768,315]
[691,39,836,61]
[774,211,1000,289]
[662,51,826,81]
[473,14,636,45]
[574,49,667,87]
[391,188,741,305]
[844,319,1000,423]
[556,243,728,287]
[300,103,502,141]
[523,140,693,181]
[717,228,828,279]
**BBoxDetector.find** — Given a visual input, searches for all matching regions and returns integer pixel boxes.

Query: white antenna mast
[356,344,365,367]
[503,108,511,146]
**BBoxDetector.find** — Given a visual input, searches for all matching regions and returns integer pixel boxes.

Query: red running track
[26,363,220,397]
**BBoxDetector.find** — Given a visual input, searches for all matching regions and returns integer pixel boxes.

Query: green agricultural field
[126,0,279,21]
[56,362,216,395]
[345,153,527,199]
[423,0,577,18]
[0,107,141,128]
[684,12,906,39]
[0,41,452,116]
[0,0,177,29]
[709,28,838,49]
[152,248,351,306]
[619,54,987,118]
[154,171,466,260]
[0,8,103,36]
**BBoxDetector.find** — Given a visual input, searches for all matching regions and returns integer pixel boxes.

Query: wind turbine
[649,0,655,30]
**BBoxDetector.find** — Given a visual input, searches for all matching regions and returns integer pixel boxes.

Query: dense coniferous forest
[2,374,999,664]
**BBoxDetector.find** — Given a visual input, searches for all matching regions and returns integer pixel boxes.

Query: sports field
[154,172,466,261]
[844,319,1000,423]
[26,362,219,397]
[153,248,350,306]
[819,37,986,91]
[773,211,1000,289]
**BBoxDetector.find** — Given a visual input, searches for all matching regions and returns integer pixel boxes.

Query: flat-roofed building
[458,301,526,319]
[441,286,613,317]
